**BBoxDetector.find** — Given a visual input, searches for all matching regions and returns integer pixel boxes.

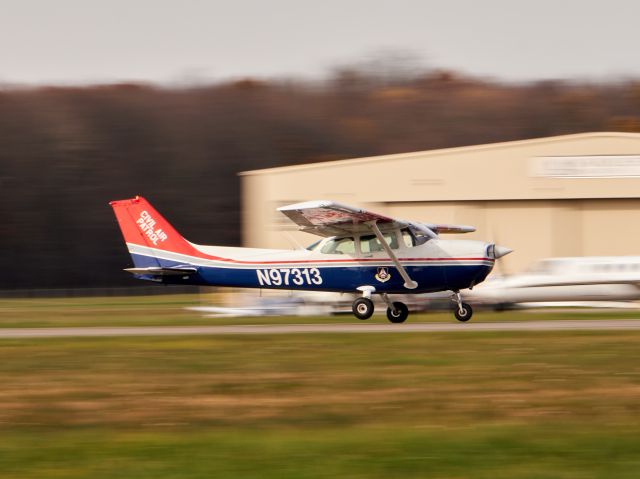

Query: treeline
[1,69,640,289]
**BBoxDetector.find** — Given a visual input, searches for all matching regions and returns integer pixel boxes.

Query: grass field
[1,295,640,477]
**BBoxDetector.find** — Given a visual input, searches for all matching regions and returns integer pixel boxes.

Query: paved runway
[1,319,640,338]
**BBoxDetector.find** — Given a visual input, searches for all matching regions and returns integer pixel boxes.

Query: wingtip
[277,200,333,212]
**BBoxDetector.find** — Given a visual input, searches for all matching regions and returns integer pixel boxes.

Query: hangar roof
[240,132,640,202]
[241,132,640,176]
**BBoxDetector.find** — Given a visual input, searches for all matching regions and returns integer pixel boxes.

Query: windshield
[407,226,429,246]
[306,240,322,251]
[527,259,556,274]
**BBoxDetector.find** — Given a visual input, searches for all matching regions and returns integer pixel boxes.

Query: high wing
[278,200,400,236]
[277,200,475,237]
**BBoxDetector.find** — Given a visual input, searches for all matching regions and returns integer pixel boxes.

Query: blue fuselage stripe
[130,253,492,293]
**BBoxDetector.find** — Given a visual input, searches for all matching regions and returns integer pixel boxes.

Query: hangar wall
[241,133,640,273]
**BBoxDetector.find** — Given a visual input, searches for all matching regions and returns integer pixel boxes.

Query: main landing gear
[352,297,375,320]
[386,301,409,323]
[351,292,409,323]
[381,293,409,323]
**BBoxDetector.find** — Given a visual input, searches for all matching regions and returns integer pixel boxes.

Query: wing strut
[367,221,418,290]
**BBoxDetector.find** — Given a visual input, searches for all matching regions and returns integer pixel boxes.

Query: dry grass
[1,332,640,430]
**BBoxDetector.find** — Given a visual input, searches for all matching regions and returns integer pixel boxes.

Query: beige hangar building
[241,132,640,273]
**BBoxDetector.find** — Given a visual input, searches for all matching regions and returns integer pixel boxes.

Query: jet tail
[109,196,198,269]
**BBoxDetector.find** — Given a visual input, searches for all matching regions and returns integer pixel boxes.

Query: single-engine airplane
[110,197,512,322]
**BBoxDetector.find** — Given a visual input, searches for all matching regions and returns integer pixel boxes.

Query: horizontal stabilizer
[124,267,197,276]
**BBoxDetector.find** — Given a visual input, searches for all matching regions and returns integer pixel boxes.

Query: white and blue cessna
[110,197,512,323]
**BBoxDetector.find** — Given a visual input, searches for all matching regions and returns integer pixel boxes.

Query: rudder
[110,196,198,267]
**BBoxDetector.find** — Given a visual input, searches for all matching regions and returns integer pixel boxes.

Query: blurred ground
[3,294,640,328]
[1,296,640,477]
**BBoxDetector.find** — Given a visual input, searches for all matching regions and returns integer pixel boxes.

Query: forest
[2,67,640,289]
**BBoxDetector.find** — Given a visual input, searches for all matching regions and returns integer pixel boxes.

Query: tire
[353,297,374,320]
[454,302,473,322]
[386,302,409,323]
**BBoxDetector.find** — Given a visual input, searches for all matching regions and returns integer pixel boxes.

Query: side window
[320,237,355,255]
[360,233,398,254]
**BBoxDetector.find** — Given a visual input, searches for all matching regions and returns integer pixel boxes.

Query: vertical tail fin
[109,196,198,267]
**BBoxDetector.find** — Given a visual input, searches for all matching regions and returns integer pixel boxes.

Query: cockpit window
[320,237,355,255]
[527,260,555,274]
[360,233,398,254]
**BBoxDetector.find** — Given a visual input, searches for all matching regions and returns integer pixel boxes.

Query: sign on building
[532,156,640,178]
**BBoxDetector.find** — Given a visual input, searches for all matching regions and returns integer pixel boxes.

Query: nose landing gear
[452,291,473,322]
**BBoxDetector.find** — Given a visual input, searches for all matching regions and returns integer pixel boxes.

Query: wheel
[454,302,473,322]
[386,302,409,323]
[352,297,374,320]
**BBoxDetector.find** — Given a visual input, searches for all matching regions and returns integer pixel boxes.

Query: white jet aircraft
[465,256,640,309]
